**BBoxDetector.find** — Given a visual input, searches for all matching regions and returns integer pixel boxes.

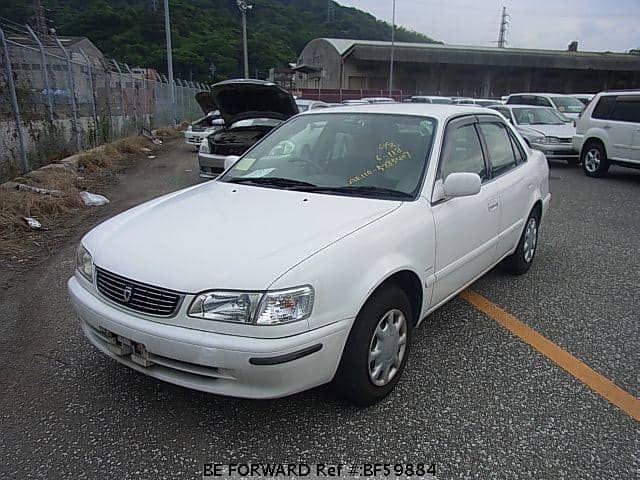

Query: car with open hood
[196,79,298,178]
[184,110,224,149]
[68,104,550,405]
[491,105,579,164]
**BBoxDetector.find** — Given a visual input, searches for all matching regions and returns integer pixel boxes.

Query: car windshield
[221,113,437,199]
[431,98,453,104]
[513,108,567,125]
[551,96,584,113]
[296,101,311,112]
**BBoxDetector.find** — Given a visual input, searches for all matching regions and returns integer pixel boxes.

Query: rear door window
[478,123,518,176]
[536,97,553,107]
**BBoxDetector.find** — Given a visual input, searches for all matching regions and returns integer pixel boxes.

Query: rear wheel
[333,285,413,406]
[502,209,540,275]
[581,142,609,177]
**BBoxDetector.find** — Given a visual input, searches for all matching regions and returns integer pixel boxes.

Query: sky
[337,0,640,52]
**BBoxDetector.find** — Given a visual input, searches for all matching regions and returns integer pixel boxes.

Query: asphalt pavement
[0,145,638,479]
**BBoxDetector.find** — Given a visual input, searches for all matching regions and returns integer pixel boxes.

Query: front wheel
[502,210,540,275]
[333,285,413,406]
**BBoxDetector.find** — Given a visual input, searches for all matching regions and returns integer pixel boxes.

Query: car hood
[518,123,576,138]
[83,182,399,293]
[196,79,299,126]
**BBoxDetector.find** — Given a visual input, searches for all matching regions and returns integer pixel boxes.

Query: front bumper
[531,142,578,159]
[184,130,211,145]
[198,151,226,178]
[68,277,351,399]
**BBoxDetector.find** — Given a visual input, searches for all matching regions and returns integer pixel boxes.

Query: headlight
[76,244,93,282]
[199,138,210,154]
[188,291,262,323]
[255,286,314,325]
[543,136,561,144]
[188,286,314,325]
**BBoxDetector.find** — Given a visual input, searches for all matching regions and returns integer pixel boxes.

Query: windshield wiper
[291,185,413,199]
[227,177,317,188]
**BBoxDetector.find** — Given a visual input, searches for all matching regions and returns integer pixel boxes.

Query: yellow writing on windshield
[347,140,412,186]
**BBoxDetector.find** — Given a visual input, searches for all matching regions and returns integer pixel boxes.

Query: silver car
[491,105,579,165]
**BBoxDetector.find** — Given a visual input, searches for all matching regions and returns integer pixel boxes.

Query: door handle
[488,199,499,212]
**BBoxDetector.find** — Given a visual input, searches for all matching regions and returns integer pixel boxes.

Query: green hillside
[2,0,437,81]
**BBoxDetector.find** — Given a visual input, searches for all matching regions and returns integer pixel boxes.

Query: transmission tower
[32,0,48,35]
[497,6,510,48]
[327,0,336,23]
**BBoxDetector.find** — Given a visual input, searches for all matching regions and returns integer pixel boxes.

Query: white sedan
[68,105,550,405]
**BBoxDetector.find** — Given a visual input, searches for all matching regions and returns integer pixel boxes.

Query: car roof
[508,93,575,97]
[599,89,640,96]
[298,103,495,121]
[500,105,553,110]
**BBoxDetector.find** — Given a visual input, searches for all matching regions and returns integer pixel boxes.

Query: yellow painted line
[460,289,640,422]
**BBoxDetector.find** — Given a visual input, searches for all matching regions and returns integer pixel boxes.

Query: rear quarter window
[592,96,615,120]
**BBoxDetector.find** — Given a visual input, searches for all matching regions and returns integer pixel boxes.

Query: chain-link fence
[0,23,209,182]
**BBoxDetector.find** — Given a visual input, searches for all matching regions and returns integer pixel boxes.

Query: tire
[502,209,540,275]
[566,157,580,166]
[581,142,609,177]
[333,285,413,406]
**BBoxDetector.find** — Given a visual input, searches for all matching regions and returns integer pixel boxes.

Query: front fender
[268,200,436,331]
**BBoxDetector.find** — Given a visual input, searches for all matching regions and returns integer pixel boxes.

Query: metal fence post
[111,60,126,135]
[25,24,54,123]
[124,63,138,129]
[0,27,29,172]
[54,35,82,151]
[79,49,98,146]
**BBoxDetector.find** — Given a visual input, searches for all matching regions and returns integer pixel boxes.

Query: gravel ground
[0,147,638,479]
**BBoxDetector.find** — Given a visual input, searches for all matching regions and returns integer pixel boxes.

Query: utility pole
[389,0,396,96]
[32,0,48,35]
[497,6,509,48]
[237,1,252,79]
[163,0,176,124]
[327,0,336,23]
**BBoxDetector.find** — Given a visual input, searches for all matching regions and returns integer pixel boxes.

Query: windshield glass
[431,98,453,104]
[513,108,567,125]
[221,113,437,199]
[551,96,584,113]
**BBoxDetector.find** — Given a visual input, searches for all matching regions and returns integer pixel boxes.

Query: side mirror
[443,172,481,198]
[224,155,240,170]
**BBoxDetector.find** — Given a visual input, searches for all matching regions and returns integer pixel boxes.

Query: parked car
[410,95,454,105]
[573,90,640,177]
[68,104,550,406]
[342,99,370,105]
[296,99,329,111]
[506,93,584,120]
[491,105,579,164]
[184,110,224,149]
[361,97,396,104]
[570,93,595,106]
[196,79,298,178]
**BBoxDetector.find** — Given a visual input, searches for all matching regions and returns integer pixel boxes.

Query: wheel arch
[581,136,607,158]
[358,269,424,328]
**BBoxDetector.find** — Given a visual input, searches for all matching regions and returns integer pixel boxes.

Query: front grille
[191,125,206,132]
[95,267,183,317]
[211,143,246,156]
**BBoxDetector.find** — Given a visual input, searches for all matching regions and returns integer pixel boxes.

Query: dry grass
[0,132,160,262]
